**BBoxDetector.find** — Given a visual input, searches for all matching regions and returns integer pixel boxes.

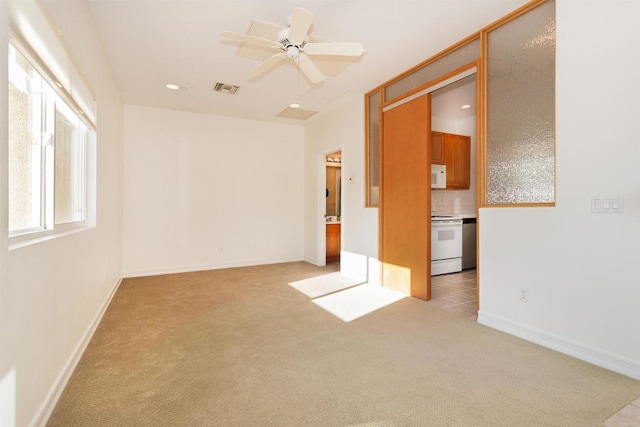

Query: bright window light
[8,41,92,239]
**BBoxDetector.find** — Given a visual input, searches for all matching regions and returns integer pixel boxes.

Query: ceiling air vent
[212,82,240,95]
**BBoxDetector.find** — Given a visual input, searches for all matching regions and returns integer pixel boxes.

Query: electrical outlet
[519,287,529,302]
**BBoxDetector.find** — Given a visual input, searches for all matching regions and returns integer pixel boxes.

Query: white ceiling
[87,0,530,123]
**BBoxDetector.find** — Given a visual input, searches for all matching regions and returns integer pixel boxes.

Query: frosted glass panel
[368,39,479,206]
[487,0,556,204]
[367,90,381,206]
[385,39,479,102]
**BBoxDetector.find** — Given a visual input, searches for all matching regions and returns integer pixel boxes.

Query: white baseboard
[303,255,319,266]
[478,311,640,381]
[31,277,123,427]
[123,256,305,278]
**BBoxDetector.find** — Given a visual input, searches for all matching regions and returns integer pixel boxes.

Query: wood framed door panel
[381,94,431,300]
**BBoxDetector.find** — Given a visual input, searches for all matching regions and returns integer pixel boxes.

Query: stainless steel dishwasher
[462,217,476,270]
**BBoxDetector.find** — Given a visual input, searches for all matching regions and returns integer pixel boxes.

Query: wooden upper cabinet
[445,133,471,189]
[431,132,471,190]
[431,131,445,165]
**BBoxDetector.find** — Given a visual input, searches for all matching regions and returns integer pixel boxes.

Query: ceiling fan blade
[222,31,281,49]
[297,54,324,84]
[304,42,364,57]
[288,8,314,45]
[248,53,287,79]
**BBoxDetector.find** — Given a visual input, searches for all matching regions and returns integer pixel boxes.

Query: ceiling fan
[222,7,364,84]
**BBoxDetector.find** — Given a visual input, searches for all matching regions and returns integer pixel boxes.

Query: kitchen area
[429,74,478,318]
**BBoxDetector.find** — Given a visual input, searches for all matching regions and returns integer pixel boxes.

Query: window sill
[9,223,94,250]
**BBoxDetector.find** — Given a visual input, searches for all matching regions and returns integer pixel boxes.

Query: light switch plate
[591,196,624,213]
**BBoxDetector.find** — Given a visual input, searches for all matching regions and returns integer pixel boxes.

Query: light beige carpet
[47,262,640,426]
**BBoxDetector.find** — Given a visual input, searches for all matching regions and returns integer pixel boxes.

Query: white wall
[0,0,124,425]
[432,115,477,215]
[304,94,378,281]
[478,0,640,379]
[122,105,305,276]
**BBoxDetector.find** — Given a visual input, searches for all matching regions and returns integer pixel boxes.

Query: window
[8,41,93,238]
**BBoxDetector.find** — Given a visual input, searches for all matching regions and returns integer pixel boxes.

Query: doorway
[429,73,478,316]
[380,67,478,304]
[325,151,342,265]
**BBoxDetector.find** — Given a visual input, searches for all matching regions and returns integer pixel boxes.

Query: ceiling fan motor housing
[277,28,309,58]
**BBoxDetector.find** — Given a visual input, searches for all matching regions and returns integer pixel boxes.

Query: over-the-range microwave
[431,164,446,189]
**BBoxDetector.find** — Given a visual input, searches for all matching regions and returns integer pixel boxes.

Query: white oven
[431,217,463,276]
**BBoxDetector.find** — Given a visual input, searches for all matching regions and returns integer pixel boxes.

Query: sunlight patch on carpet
[312,284,405,322]
[289,272,364,298]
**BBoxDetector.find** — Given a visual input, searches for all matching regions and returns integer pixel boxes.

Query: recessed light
[166,84,180,90]
[290,103,300,109]
[460,104,472,109]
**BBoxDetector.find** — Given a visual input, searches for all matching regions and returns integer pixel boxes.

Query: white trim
[478,311,640,381]
[316,152,327,267]
[304,255,318,265]
[382,67,477,113]
[123,256,306,278]
[9,224,94,250]
[31,276,123,427]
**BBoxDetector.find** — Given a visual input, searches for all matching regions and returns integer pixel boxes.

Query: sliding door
[381,94,431,299]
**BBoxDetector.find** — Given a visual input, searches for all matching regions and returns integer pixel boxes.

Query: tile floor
[429,269,477,319]
[603,393,640,426]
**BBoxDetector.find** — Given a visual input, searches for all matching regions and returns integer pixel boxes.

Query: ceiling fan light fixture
[290,103,300,108]
[286,45,300,59]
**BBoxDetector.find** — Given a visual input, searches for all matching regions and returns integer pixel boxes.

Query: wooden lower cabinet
[326,223,341,263]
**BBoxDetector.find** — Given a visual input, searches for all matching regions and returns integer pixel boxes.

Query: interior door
[381,94,431,300]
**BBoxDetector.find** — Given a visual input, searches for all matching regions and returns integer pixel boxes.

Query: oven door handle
[432,221,463,226]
